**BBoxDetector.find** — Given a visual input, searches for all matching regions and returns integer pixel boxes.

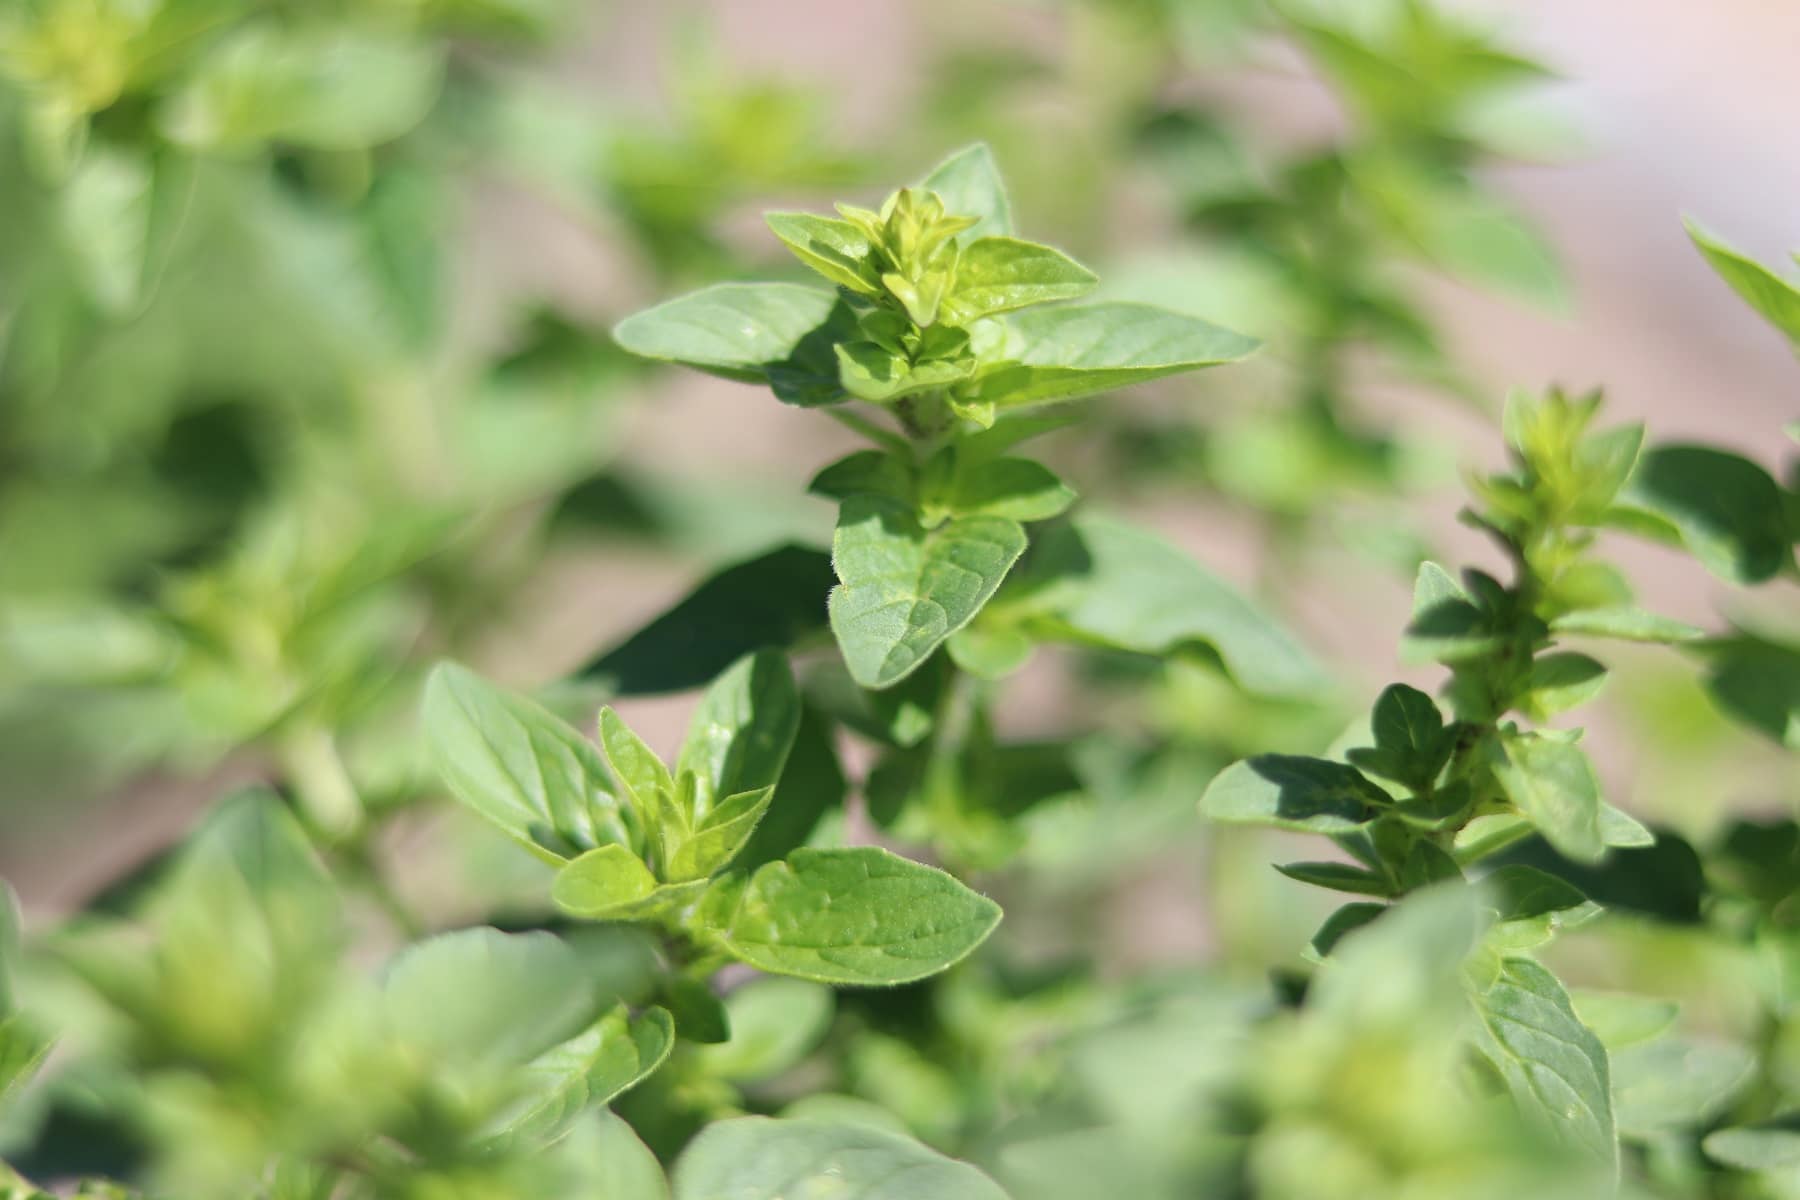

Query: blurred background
[0,0,1793,945]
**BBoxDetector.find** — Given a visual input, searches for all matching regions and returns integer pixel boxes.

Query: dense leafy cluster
[1,1,1796,1198]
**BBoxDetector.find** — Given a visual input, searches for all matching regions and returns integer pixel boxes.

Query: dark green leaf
[1275,861,1394,897]
[1625,445,1793,584]
[578,545,836,695]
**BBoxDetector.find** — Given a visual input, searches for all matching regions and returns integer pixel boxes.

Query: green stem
[826,406,912,455]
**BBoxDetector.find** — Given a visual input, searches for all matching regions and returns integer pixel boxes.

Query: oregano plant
[0,7,1795,1196]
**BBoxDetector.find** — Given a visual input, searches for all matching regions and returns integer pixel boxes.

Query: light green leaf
[161,29,443,151]
[382,928,598,1080]
[1199,755,1388,833]
[599,707,674,812]
[1491,733,1605,863]
[1004,514,1325,696]
[962,303,1259,409]
[1685,217,1800,345]
[676,650,801,812]
[1550,606,1705,644]
[552,845,661,918]
[424,662,634,863]
[696,978,835,1083]
[673,1117,1008,1200]
[1598,802,1655,849]
[946,625,1036,680]
[828,496,1027,689]
[1472,957,1616,1169]
[667,787,776,882]
[918,143,1013,240]
[485,1004,675,1147]
[583,1110,671,1200]
[835,340,976,403]
[1612,1035,1755,1138]
[765,212,878,295]
[612,283,849,405]
[1704,1118,1800,1171]
[941,236,1097,324]
[705,847,1001,986]
[1570,991,1679,1050]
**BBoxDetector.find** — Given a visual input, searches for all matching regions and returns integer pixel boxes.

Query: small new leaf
[940,236,1097,324]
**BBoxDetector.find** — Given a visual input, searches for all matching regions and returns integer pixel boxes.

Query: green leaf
[667,787,776,882]
[696,978,835,1083]
[599,708,675,812]
[585,1110,672,1200]
[1685,217,1800,345]
[161,29,444,152]
[1625,445,1793,584]
[918,143,1013,240]
[662,976,731,1045]
[1550,606,1705,644]
[1275,861,1394,897]
[578,545,835,695]
[1199,755,1388,833]
[1482,864,1588,921]
[485,1004,675,1147]
[1704,633,1800,749]
[1611,1035,1755,1138]
[1471,957,1616,1168]
[1570,991,1679,1050]
[552,845,662,918]
[1004,514,1325,696]
[835,340,976,403]
[1521,652,1609,718]
[962,303,1259,409]
[1309,902,1386,958]
[1402,561,1499,663]
[809,451,914,505]
[1704,1117,1800,1171]
[1491,733,1605,864]
[612,283,852,405]
[947,625,1036,679]
[765,212,878,294]
[672,1117,1009,1200]
[733,704,846,871]
[925,452,1076,523]
[424,663,634,863]
[677,649,802,809]
[1348,683,1453,787]
[941,236,1097,324]
[705,847,1001,986]
[381,928,599,1081]
[828,496,1027,689]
